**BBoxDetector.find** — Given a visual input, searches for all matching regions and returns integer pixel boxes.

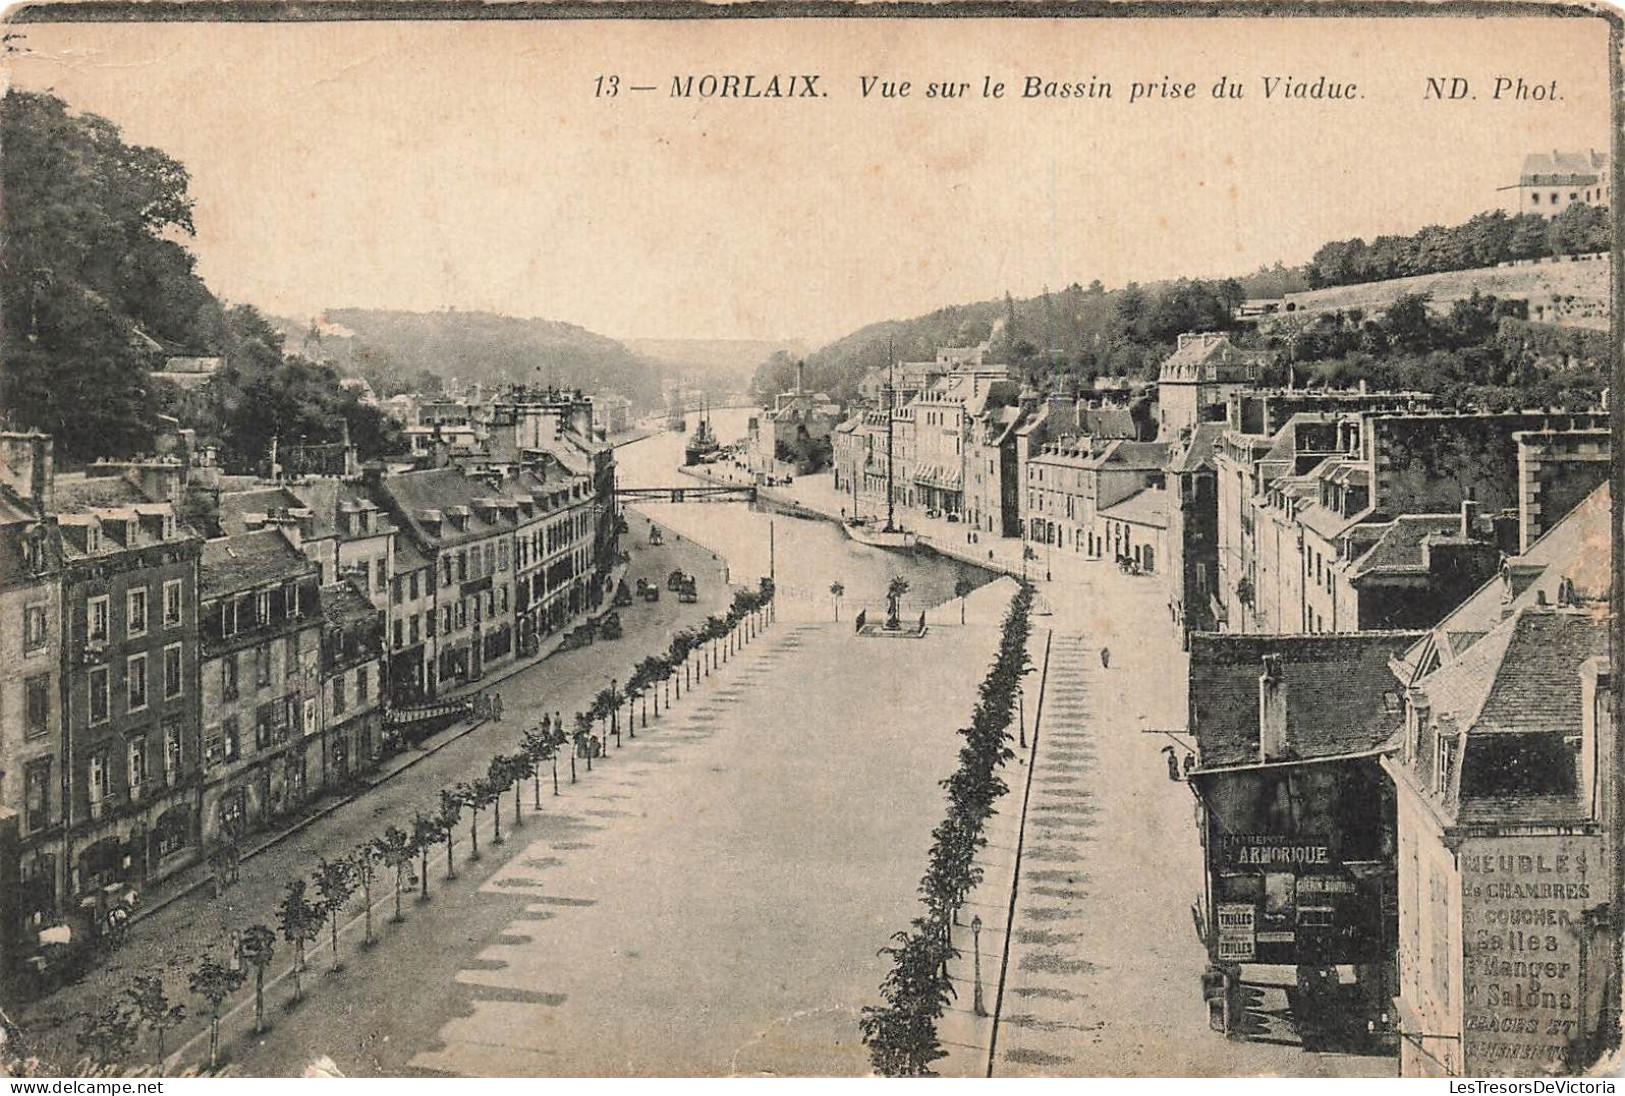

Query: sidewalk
[127,590,602,931]
[935,627,1052,1078]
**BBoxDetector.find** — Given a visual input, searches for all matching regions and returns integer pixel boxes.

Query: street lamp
[972,915,986,1017]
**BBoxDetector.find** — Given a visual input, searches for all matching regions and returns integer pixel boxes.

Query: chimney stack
[1258,653,1290,762]
[1460,498,1480,539]
[796,359,806,395]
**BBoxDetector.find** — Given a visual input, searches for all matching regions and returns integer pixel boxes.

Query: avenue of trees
[45,582,775,1075]
[0,90,404,469]
[861,582,1034,1076]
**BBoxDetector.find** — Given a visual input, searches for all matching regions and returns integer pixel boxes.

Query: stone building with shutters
[1383,482,1614,1077]
[53,466,203,903]
[197,530,323,847]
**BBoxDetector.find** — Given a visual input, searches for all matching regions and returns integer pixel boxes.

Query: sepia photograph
[0,2,1619,1082]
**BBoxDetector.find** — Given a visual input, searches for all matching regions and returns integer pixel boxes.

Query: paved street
[12,512,737,1074]
[232,622,1002,1076]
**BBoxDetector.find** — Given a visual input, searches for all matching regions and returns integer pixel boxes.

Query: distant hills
[275,309,665,407]
[623,338,807,387]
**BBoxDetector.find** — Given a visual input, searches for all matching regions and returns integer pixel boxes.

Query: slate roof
[320,578,380,632]
[1419,608,1608,740]
[1519,149,1607,182]
[1168,422,1225,475]
[1080,407,1138,441]
[1098,487,1168,529]
[201,529,314,599]
[217,487,305,537]
[1348,515,1465,577]
[1394,481,1609,674]
[1188,631,1423,770]
[373,468,518,550]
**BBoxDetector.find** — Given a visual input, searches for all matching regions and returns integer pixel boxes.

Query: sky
[5,15,1612,345]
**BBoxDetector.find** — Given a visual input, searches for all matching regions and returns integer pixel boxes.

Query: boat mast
[885,337,896,533]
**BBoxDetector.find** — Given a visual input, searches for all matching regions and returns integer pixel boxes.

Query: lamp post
[972,915,986,1017]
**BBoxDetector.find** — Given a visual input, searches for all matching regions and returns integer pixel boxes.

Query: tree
[885,577,911,630]
[188,956,246,1070]
[276,878,324,1004]
[75,1002,140,1067]
[456,779,483,860]
[829,581,845,621]
[373,824,416,924]
[1,91,205,463]
[953,573,975,625]
[412,812,443,900]
[238,923,277,1035]
[573,711,595,774]
[312,856,357,971]
[352,841,381,946]
[126,974,187,1067]
[437,788,465,879]
[520,726,552,808]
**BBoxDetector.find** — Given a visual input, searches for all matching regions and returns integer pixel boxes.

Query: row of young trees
[72,580,777,1074]
[859,582,1035,1076]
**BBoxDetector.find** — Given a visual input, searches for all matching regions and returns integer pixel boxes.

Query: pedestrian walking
[1100,647,1111,669]
[493,694,504,722]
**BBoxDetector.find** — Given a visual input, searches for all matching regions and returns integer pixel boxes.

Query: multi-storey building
[1155,332,1267,440]
[218,482,397,610]
[197,530,323,846]
[1025,438,1169,565]
[506,468,597,654]
[1382,482,1613,1076]
[55,470,203,901]
[0,435,63,936]
[317,579,384,787]
[387,535,436,705]
[1165,423,1225,640]
[1503,148,1609,218]
[372,469,519,695]
[963,402,1031,538]
[1214,411,1607,635]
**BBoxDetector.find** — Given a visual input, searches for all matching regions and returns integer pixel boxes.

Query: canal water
[616,408,992,618]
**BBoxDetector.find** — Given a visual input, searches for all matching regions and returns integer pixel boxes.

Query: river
[615,407,991,618]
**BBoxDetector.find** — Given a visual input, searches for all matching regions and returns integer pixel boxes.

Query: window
[87,595,110,644]
[285,581,300,619]
[498,585,508,614]
[392,576,405,606]
[164,643,183,699]
[456,600,467,629]
[333,675,347,715]
[257,590,271,625]
[499,540,509,571]
[458,550,468,581]
[255,645,271,688]
[127,653,148,712]
[222,600,238,637]
[164,718,182,781]
[222,654,239,701]
[89,666,110,724]
[394,620,404,649]
[223,716,241,761]
[25,761,50,833]
[410,572,420,600]
[89,751,109,804]
[256,702,277,749]
[127,587,148,638]
[441,556,452,587]
[425,611,436,638]
[23,604,47,652]
[164,579,183,627]
[356,665,369,704]
[25,674,50,738]
[285,634,299,676]
[1532,192,1541,204]
[442,605,453,632]
[375,557,388,593]
[128,736,147,791]
[409,615,420,644]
